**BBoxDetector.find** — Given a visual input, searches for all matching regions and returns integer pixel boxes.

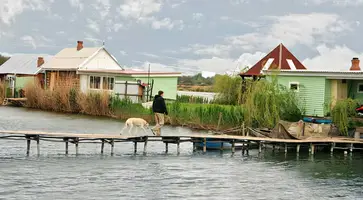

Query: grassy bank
[23,83,243,131]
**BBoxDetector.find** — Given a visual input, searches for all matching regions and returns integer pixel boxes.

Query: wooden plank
[0,130,362,144]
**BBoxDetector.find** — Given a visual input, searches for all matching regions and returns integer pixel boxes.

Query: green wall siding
[15,77,35,89]
[348,80,363,103]
[116,76,178,100]
[275,76,327,117]
[324,79,331,115]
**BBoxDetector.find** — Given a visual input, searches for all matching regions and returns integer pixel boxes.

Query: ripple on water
[0,107,362,200]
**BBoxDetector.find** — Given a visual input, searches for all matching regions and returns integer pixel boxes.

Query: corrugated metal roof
[41,47,101,70]
[0,54,52,75]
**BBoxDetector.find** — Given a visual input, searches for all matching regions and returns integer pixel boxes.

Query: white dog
[120,118,150,135]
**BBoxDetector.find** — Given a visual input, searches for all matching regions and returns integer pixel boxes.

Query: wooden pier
[0,130,363,156]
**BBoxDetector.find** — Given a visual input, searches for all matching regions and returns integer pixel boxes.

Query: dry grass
[0,81,5,103]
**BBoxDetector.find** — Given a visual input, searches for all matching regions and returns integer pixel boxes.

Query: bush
[331,98,359,136]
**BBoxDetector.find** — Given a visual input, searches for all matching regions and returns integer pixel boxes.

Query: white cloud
[118,0,163,20]
[86,18,100,33]
[187,13,354,57]
[306,0,363,6]
[192,13,204,21]
[183,44,232,57]
[93,0,111,19]
[0,0,54,25]
[0,52,12,57]
[150,17,184,30]
[21,35,37,49]
[69,0,84,11]
[303,44,363,71]
[228,13,353,50]
[120,50,128,56]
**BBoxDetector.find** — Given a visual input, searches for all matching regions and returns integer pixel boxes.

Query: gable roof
[41,47,123,70]
[241,43,307,76]
[0,54,52,75]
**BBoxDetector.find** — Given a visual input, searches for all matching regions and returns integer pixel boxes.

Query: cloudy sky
[0,0,362,75]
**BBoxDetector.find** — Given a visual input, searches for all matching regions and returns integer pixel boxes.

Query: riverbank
[19,83,244,132]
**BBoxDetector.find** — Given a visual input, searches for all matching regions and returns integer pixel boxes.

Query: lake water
[177,91,216,101]
[0,107,362,200]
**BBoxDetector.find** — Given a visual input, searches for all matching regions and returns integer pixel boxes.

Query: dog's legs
[128,124,134,135]
[141,126,148,134]
[120,124,128,135]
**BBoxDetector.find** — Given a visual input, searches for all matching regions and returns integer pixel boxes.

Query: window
[103,77,114,90]
[358,83,363,93]
[289,82,299,92]
[90,76,101,89]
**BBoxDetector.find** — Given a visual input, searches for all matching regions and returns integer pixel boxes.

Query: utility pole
[147,63,151,101]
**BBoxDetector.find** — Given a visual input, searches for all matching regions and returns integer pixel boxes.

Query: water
[177,91,216,101]
[0,107,362,200]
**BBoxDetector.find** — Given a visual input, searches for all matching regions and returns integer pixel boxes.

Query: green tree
[0,54,10,66]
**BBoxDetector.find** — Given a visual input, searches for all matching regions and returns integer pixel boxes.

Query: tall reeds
[176,95,210,104]
[0,81,5,103]
[331,98,358,136]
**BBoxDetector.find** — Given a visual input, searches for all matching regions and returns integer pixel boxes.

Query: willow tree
[243,75,303,129]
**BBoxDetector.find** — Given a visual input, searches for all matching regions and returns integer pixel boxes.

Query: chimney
[37,57,44,67]
[350,57,361,71]
[77,41,83,51]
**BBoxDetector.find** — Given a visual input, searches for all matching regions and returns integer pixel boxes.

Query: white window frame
[102,76,115,91]
[89,76,102,90]
[289,82,300,92]
[89,75,115,91]
[357,83,363,93]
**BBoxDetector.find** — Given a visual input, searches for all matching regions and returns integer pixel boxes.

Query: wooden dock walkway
[0,130,362,156]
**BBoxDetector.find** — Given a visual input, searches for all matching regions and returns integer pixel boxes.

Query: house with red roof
[240,43,363,117]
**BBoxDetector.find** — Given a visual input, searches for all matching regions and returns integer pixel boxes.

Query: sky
[0,0,363,76]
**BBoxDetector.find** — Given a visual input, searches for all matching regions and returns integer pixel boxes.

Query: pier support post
[258,142,262,154]
[296,144,300,154]
[309,143,315,155]
[143,138,148,155]
[284,143,288,154]
[272,145,275,152]
[177,142,180,155]
[110,139,114,156]
[64,138,69,155]
[165,143,169,154]
[350,143,353,154]
[134,142,137,154]
[231,140,235,155]
[203,138,207,153]
[26,136,31,156]
[246,141,250,155]
[220,141,224,153]
[192,142,196,152]
[330,143,335,154]
[101,139,105,154]
[36,136,40,156]
[242,141,245,156]
[75,142,79,156]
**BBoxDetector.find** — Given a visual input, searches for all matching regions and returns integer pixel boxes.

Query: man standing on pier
[151,90,168,136]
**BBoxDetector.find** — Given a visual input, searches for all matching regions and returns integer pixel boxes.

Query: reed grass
[331,98,359,136]
[176,95,210,104]
[0,81,5,103]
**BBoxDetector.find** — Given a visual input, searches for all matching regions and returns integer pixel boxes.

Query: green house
[241,44,363,117]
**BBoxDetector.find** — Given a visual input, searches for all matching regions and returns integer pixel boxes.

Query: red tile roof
[240,43,307,76]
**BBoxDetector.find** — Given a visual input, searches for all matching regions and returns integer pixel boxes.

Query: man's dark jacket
[152,95,168,115]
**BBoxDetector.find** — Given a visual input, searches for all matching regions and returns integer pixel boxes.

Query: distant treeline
[0,54,10,66]
[178,73,215,86]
